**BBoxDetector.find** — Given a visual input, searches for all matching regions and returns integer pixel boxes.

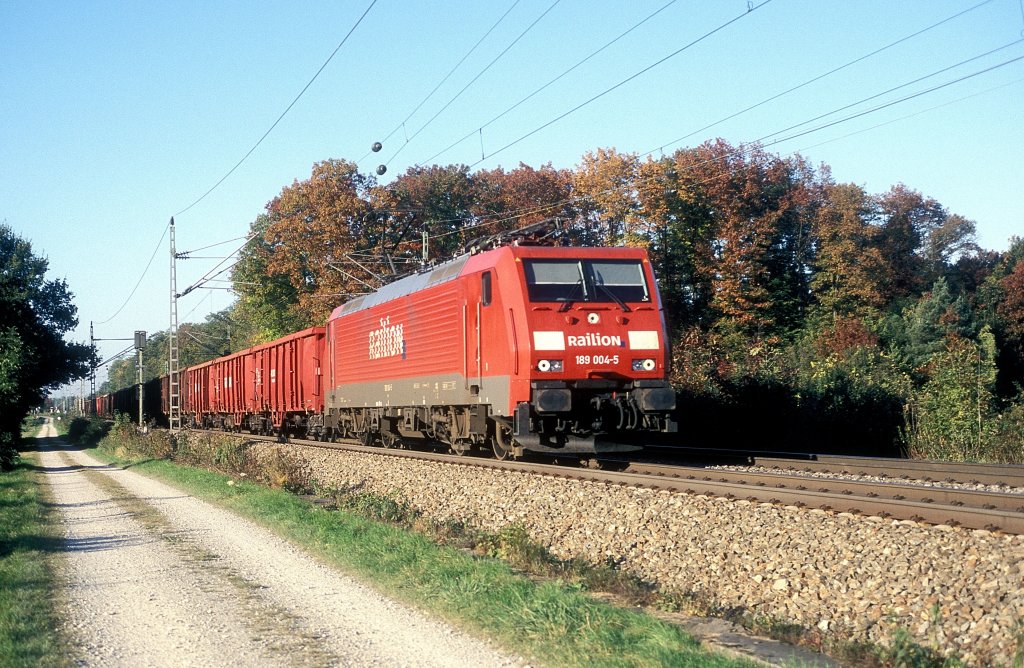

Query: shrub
[906,335,997,461]
[984,401,1024,464]
[66,416,111,447]
[256,447,313,493]
[0,431,17,470]
[171,432,311,492]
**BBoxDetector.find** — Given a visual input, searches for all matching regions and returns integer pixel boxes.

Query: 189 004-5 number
[576,354,619,365]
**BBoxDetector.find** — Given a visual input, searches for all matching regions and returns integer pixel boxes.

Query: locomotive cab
[475,246,677,456]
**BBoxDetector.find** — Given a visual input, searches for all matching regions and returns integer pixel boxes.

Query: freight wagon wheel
[380,432,400,449]
[451,439,471,456]
[491,422,515,461]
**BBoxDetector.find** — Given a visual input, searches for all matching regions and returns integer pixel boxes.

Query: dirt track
[35,420,518,667]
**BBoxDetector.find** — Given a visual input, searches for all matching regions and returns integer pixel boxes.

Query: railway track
[191,430,1024,534]
[643,445,1024,488]
[746,454,1024,488]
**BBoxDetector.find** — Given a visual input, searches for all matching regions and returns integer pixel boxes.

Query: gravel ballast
[295,445,1024,664]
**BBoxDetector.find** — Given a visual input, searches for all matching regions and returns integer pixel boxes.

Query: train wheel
[491,423,514,461]
[380,432,400,449]
[451,439,470,456]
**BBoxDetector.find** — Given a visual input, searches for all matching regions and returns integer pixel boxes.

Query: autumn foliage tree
[89,138,1019,461]
[810,182,887,320]
[573,148,642,246]
[260,159,376,324]
[473,162,575,233]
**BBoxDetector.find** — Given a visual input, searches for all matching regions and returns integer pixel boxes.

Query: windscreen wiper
[595,282,631,312]
[557,279,585,312]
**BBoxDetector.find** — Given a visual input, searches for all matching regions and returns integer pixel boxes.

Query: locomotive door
[475,270,502,403]
[465,272,488,397]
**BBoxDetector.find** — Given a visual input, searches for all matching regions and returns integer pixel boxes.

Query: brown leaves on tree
[811,183,886,319]
[997,260,1024,345]
[474,162,574,232]
[263,159,374,324]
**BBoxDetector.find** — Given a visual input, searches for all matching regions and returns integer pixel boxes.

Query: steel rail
[643,445,1024,487]
[626,461,1024,514]
[197,430,1024,534]
[752,454,1024,488]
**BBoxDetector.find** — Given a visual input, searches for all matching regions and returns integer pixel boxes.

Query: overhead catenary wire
[360,0,523,165]
[751,40,1024,147]
[95,220,170,325]
[421,46,1024,242]
[752,52,1024,151]
[797,76,1024,153]
[96,343,136,368]
[167,64,1023,320]
[155,2,1011,311]
[467,0,775,168]
[418,0,681,167]
[371,0,1004,228]
[173,0,378,218]
[653,0,998,153]
[384,0,562,165]
[178,235,250,257]
[177,234,258,299]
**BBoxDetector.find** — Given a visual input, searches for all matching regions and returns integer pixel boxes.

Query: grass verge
[0,454,65,668]
[88,447,753,668]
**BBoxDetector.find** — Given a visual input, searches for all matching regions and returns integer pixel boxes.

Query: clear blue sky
[2,0,1022,391]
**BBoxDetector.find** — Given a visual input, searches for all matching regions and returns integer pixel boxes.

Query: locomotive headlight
[587,312,601,324]
[632,358,657,372]
[537,359,563,372]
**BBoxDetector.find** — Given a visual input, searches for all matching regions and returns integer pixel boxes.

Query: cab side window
[481,271,492,306]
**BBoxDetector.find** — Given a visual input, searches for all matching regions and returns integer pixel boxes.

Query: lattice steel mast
[168,217,181,431]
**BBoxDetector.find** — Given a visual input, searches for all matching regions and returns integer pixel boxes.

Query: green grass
[90,451,754,668]
[0,455,65,668]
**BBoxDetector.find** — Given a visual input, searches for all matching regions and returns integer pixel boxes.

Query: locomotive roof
[327,244,651,320]
[331,252,473,318]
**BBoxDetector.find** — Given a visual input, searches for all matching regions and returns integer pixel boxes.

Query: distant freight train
[94,241,677,459]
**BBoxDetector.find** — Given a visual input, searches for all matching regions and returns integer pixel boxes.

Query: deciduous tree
[810,182,886,319]
[262,159,375,324]
[0,224,95,468]
[573,148,641,246]
[472,162,575,237]
[232,214,308,343]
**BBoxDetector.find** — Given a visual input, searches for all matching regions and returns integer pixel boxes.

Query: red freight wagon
[211,349,248,426]
[182,327,326,436]
[95,393,111,419]
[248,327,326,435]
[183,359,216,428]
[159,372,188,428]
[322,244,676,458]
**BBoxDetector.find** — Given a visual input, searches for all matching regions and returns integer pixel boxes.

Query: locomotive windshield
[523,259,650,304]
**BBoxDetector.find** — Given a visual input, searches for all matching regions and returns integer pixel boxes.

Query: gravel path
[36,421,520,667]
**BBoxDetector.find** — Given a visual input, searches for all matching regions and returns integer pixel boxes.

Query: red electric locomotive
[317,244,676,458]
